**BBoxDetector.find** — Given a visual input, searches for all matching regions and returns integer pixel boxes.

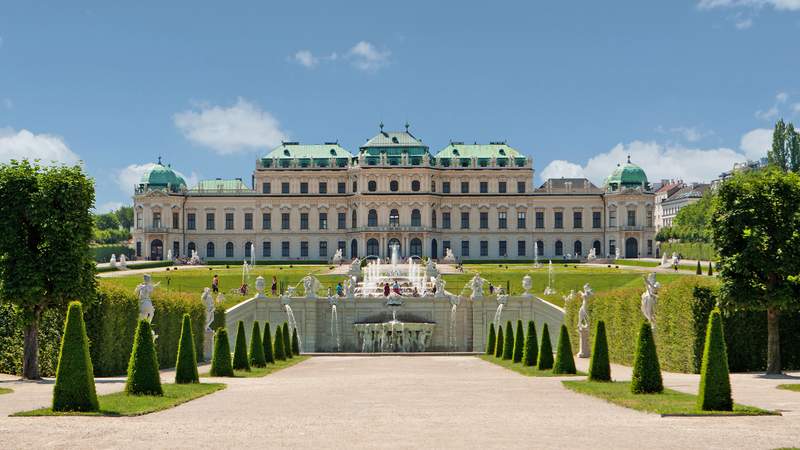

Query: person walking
[211,274,219,294]
[271,275,278,296]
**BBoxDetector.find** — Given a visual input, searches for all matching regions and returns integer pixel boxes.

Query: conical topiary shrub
[522,321,538,367]
[513,320,524,363]
[495,325,504,358]
[210,328,234,377]
[232,321,251,371]
[588,320,611,381]
[282,323,292,359]
[249,321,266,368]
[274,324,287,361]
[696,260,702,275]
[502,321,514,360]
[707,261,713,276]
[537,323,554,370]
[126,319,163,395]
[262,322,275,364]
[697,309,732,411]
[52,301,98,412]
[291,327,300,355]
[486,323,496,355]
[631,322,663,394]
[552,324,577,374]
[174,314,199,384]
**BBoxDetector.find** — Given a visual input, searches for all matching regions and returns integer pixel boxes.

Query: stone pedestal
[203,329,214,362]
[577,327,590,358]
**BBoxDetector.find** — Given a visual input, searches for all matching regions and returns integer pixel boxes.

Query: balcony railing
[143,226,169,233]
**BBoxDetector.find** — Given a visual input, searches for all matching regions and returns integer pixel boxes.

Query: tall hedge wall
[658,242,717,261]
[565,275,800,373]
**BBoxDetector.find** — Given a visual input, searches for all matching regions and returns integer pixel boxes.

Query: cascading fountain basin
[354,311,435,353]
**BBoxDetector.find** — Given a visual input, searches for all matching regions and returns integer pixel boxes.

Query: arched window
[351,210,357,228]
[389,209,399,226]
[226,242,234,258]
[367,238,379,256]
[411,209,421,227]
[390,180,399,192]
[368,209,378,227]
[187,242,196,254]
[368,180,377,192]
[593,240,602,256]
[431,210,437,229]
[411,180,420,192]
[350,239,358,258]
[244,241,252,258]
[536,240,544,256]
[410,238,422,257]
[555,240,563,256]
[574,240,582,256]
[206,242,215,258]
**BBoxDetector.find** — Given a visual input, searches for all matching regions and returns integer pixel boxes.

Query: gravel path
[1,356,799,449]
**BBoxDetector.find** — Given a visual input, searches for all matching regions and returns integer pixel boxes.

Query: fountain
[448,295,460,351]
[493,290,508,329]
[328,294,341,352]
[543,260,557,295]
[281,291,302,350]
[354,243,431,298]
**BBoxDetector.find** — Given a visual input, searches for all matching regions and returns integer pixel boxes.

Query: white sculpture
[577,283,593,358]
[614,247,621,260]
[469,274,485,299]
[190,249,202,265]
[345,276,356,300]
[119,254,127,269]
[425,258,438,279]
[301,275,321,299]
[587,248,596,261]
[660,252,669,267]
[434,275,446,298]
[443,248,456,263]
[332,248,343,265]
[134,274,159,323]
[109,254,118,269]
[349,258,361,277]
[216,292,226,305]
[201,287,216,331]
[563,289,576,304]
[166,248,173,261]
[671,252,679,267]
[521,274,533,298]
[641,273,660,329]
[254,275,266,298]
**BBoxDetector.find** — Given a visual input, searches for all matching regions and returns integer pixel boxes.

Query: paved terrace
[1,357,799,449]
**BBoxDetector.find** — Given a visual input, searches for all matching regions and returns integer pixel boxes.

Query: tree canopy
[768,119,800,173]
[655,190,714,243]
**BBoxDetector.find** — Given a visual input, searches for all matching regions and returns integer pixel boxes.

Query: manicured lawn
[562,380,775,416]
[14,383,225,417]
[0,387,12,395]
[480,354,585,377]
[777,384,800,392]
[613,259,709,270]
[201,355,309,378]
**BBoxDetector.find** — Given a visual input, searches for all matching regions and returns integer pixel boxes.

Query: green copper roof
[435,143,522,159]
[605,157,649,190]
[264,142,352,159]
[139,160,186,193]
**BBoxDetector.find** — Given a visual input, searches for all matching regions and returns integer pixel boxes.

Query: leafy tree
[126,320,163,396]
[768,119,800,173]
[232,321,250,371]
[262,322,275,364]
[588,320,611,381]
[631,322,663,394]
[537,324,554,370]
[174,314,199,384]
[502,321,514,360]
[494,325,504,358]
[697,309,732,411]
[673,191,714,242]
[115,205,134,230]
[485,323,496,355]
[512,320,524,363]
[94,212,121,230]
[0,160,96,379]
[711,167,800,374]
[291,327,300,355]
[552,324,577,374]
[249,321,266,367]
[210,328,234,377]
[52,301,98,412]
[522,321,538,367]
[282,323,292,358]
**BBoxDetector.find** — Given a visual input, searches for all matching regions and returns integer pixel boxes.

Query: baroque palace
[132,125,656,262]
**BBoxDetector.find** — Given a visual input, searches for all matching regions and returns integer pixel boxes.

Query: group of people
[211,274,281,296]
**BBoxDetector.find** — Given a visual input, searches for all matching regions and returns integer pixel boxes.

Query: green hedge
[659,242,717,261]
[91,244,134,263]
[0,303,65,377]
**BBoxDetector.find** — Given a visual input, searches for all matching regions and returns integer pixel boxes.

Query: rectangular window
[535,211,544,229]
[442,212,451,229]
[262,182,271,194]
[152,212,161,228]
[319,241,327,258]
[172,212,179,229]
[517,181,525,193]
[300,241,308,257]
[609,240,616,257]
[517,212,526,229]
[480,212,488,229]
[136,212,142,229]
[300,213,309,230]
[300,182,308,194]
[443,182,451,193]
[244,213,253,230]
[281,182,290,194]
[281,213,290,230]
[338,212,346,229]
[207,243,215,258]
[499,240,507,257]
[536,241,544,256]
[432,181,436,193]
[646,209,653,227]
[573,211,582,229]
[319,213,328,230]
[610,210,617,227]
[263,213,271,230]
[136,241,142,257]
[517,240,526,256]
[627,210,636,227]
[480,181,488,193]
[225,213,234,230]
[592,211,601,229]
[498,181,507,193]
[263,241,271,257]
[319,182,327,194]
[498,211,507,229]
[647,239,653,256]
[554,211,563,229]
[206,213,215,230]
[352,181,357,192]
[187,213,196,230]
[226,243,234,258]
[282,241,290,257]
[461,212,470,229]
[461,240,470,257]
[480,241,488,257]
[461,181,469,193]
[338,182,346,194]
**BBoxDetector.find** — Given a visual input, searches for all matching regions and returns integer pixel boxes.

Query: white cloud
[115,162,198,193]
[347,41,390,72]
[776,91,789,103]
[539,160,586,180]
[735,16,754,28]
[97,201,124,213]
[293,50,318,68]
[0,128,80,164]
[740,128,773,159]
[755,91,791,120]
[698,0,800,10]
[173,98,287,154]
[792,103,800,114]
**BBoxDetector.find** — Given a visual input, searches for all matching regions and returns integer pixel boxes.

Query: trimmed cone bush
[249,321,266,368]
[495,325,505,358]
[513,320,524,363]
[631,322,663,394]
[52,301,99,412]
[274,324,287,361]
[707,261,713,276]
[232,321,251,371]
[486,323,496,355]
[696,260,702,275]
[174,314,199,384]
[262,322,275,364]
[522,321,538,367]
[553,324,577,374]
[126,320,163,396]
[209,328,234,377]
[503,321,514,360]
[537,323,554,370]
[697,309,732,411]
[282,323,292,359]
[292,327,300,355]
[588,320,611,381]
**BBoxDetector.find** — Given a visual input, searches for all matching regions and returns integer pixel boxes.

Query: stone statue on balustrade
[469,274,485,300]
[577,283,593,358]
[521,274,533,298]
[641,273,660,329]
[201,287,216,331]
[301,275,321,299]
[434,275,446,298]
[134,274,159,323]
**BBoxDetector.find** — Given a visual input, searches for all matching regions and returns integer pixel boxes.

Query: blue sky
[1,0,799,211]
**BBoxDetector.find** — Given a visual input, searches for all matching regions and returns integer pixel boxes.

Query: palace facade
[132,126,656,262]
